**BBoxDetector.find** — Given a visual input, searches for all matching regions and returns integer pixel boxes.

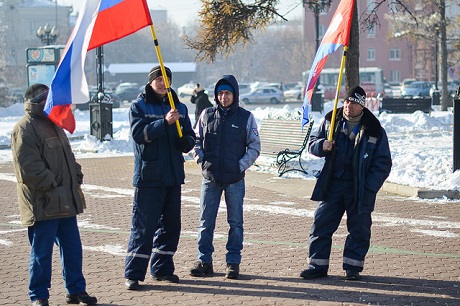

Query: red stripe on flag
[88,0,152,50]
[48,105,76,134]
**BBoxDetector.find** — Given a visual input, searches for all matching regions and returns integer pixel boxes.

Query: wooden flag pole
[328,46,348,141]
[149,24,183,138]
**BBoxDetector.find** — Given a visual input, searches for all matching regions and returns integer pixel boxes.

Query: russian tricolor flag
[44,0,152,133]
[302,0,354,128]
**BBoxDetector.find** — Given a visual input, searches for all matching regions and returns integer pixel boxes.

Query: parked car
[430,80,460,98]
[383,83,393,98]
[204,83,215,97]
[238,83,251,94]
[388,82,402,97]
[283,84,304,101]
[240,87,283,104]
[177,82,196,97]
[400,78,416,94]
[401,81,432,98]
[8,87,24,104]
[283,82,302,91]
[115,82,138,94]
[116,87,140,102]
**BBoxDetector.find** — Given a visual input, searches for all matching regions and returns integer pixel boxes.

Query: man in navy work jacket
[124,65,196,290]
[300,85,392,281]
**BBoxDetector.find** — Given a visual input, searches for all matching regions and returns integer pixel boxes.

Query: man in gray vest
[190,75,260,279]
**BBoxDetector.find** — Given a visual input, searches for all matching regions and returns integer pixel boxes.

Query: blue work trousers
[309,179,372,272]
[124,186,181,281]
[28,216,86,302]
[197,178,245,264]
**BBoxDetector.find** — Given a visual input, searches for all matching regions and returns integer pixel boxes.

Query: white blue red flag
[44,0,152,133]
[302,0,354,128]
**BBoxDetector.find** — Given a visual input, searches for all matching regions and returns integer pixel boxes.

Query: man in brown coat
[11,83,97,306]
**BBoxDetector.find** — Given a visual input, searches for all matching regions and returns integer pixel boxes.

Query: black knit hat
[148,65,172,83]
[345,85,366,107]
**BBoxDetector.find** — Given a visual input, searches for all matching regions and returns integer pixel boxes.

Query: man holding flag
[300,86,392,280]
[124,66,196,290]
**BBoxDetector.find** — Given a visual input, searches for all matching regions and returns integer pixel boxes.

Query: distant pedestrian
[190,83,212,129]
[11,84,97,306]
[124,65,196,290]
[300,85,392,281]
[190,74,260,279]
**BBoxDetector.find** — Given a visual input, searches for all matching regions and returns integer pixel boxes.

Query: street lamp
[303,0,333,112]
[303,0,333,51]
[36,23,59,45]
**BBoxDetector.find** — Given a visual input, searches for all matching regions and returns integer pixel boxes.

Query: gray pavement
[0,156,459,305]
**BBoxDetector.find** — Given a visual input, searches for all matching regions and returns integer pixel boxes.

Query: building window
[390,48,400,61]
[390,70,401,83]
[367,48,376,61]
[367,25,376,38]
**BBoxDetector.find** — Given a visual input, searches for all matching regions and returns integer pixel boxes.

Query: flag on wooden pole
[44,0,152,133]
[302,0,355,128]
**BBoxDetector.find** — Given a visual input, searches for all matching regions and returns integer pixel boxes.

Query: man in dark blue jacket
[190,75,260,279]
[124,66,196,290]
[300,86,392,281]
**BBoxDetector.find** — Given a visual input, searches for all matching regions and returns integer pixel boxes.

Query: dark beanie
[24,83,49,103]
[148,65,172,83]
[216,83,234,94]
[345,85,366,107]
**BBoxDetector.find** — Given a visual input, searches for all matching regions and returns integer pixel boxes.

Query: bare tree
[376,0,459,110]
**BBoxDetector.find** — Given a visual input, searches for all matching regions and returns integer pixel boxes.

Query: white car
[115,82,139,94]
[283,84,304,101]
[177,82,196,97]
[240,87,283,104]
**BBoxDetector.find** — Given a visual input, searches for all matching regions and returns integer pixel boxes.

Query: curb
[382,181,460,200]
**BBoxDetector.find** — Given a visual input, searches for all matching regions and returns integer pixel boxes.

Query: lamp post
[303,0,333,51]
[36,23,59,45]
[303,0,333,112]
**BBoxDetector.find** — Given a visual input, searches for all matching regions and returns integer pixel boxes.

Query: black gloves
[178,135,196,153]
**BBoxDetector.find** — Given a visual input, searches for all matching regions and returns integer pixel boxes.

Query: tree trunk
[345,0,359,91]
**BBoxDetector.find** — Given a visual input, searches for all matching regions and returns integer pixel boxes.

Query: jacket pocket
[360,188,377,213]
[44,185,73,217]
[140,160,163,183]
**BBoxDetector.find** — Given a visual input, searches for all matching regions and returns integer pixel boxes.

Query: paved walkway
[0,156,459,305]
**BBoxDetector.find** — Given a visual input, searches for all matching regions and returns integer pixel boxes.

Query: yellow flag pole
[328,46,348,141]
[149,24,183,138]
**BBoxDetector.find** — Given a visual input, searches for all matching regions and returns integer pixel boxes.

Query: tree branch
[184,0,285,63]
